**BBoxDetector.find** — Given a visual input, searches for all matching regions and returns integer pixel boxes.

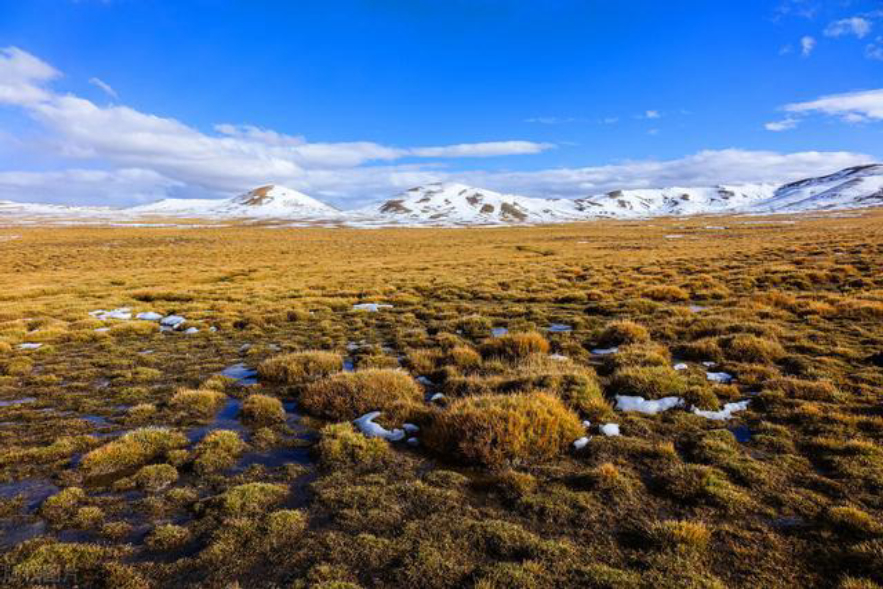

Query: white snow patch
[17,343,42,350]
[90,308,132,321]
[160,315,186,329]
[573,436,590,450]
[692,400,750,421]
[353,303,394,312]
[673,363,689,371]
[136,311,163,321]
[706,372,734,384]
[184,327,199,334]
[430,393,445,402]
[600,423,621,437]
[591,347,619,356]
[549,353,569,361]
[701,361,717,368]
[615,395,684,415]
[353,411,406,442]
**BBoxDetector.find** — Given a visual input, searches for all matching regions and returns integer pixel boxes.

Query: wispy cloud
[801,35,816,56]
[88,76,118,99]
[824,16,872,39]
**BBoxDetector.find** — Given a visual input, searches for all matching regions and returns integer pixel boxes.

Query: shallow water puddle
[491,327,508,337]
[0,397,36,408]
[187,398,244,443]
[729,425,754,443]
[0,478,59,511]
[547,324,572,333]
[220,363,258,386]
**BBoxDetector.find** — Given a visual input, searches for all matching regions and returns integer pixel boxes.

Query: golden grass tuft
[480,332,550,361]
[80,427,188,478]
[423,392,583,467]
[241,394,286,427]
[258,350,343,384]
[301,369,422,421]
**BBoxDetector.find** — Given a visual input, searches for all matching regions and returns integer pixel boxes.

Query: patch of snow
[549,353,569,361]
[430,393,445,402]
[688,305,706,312]
[665,234,685,239]
[17,343,42,350]
[353,411,406,442]
[706,372,734,384]
[600,423,621,437]
[615,395,684,415]
[136,311,163,321]
[591,347,619,356]
[692,400,750,421]
[160,315,186,329]
[183,327,199,334]
[701,361,717,368]
[353,303,393,312]
[673,363,689,371]
[94,327,110,333]
[582,420,592,429]
[90,308,132,321]
[416,376,435,387]
[573,436,590,450]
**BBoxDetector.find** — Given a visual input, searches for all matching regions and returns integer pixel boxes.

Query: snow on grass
[183,327,199,334]
[549,353,569,361]
[429,393,445,402]
[706,372,734,384]
[673,363,689,371]
[160,315,186,329]
[17,343,42,350]
[600,423,621,437]
[615,395,684,415]
[136,311,163,321]
[573,436,590,450]
[352,303,393,312]
[89,308,132,321]
[692,400,750,421]
[591,347,619,356]
[353,411,405,441]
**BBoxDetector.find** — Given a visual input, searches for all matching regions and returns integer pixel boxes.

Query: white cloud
[783,88,883,122]
[0,168,181,206]
[801,35,817,56]
[88,77,118,99]
[0,47,59,105]
[765,118,800,132]
[457,149,873,199]
[0,47,553,198]
[0,48,875,208]
[644,110,661,119]
[824,17,872,39]
[409,141,553,158]
[867,37,883,60]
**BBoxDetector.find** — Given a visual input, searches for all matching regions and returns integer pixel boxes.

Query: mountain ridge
[1,164,882,226]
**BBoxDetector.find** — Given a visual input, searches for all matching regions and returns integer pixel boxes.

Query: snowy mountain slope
[1,165,882,226]
[572,184,778,219]
[752,164,883,212]
[352,182,585,225]
[130,185,341,218]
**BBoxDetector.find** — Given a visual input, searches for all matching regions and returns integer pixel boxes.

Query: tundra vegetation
[0,212,882,587]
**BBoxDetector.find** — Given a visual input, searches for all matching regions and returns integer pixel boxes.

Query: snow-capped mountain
[130,185,341,218]
[752,164,883,213]
[352,182,585,225]
[572,184,778,219]
[1,165,882,226]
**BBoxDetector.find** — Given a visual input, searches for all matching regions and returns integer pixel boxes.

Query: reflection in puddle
[187,398,244,443]
[0,397,36,408]
[220,363,258,386]
[548,324,572,333]
[729,425,754,443]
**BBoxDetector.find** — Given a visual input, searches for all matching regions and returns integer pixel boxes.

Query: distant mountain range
[1,164,881,226]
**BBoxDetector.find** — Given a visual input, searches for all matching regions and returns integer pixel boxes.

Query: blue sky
[0,0,881,206]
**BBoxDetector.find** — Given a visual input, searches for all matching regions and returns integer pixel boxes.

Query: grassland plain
[0,212,882,588]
